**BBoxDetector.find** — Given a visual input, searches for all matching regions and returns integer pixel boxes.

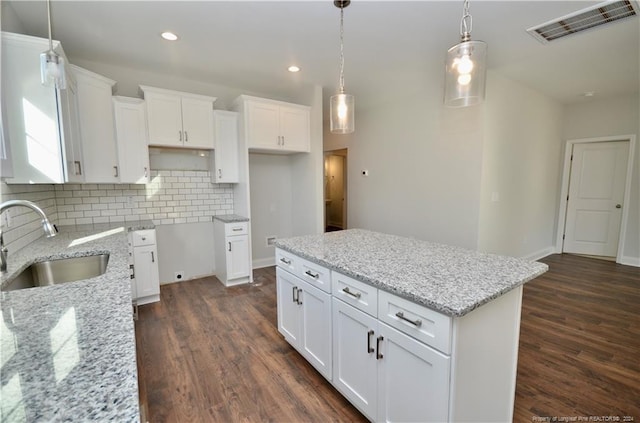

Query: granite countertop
[0,220,153,422]
[213,214,249,223]
[274,229,548,317]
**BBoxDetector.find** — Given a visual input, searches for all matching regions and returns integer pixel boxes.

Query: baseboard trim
[253,257,275,269]
[521,247,555,262]
[618,255,640,267]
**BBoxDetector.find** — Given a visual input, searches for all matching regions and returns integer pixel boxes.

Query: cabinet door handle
[281,135,285,145]
[342,287,361,299]
[376,336,384,360]
[280,257,291,265]
[367,330,374,353]
[218,169,222,178]
[305,270,319,279]
[114,166,119,177]
[179,130,183,142]
[74,161,82,175]
[228,242,232,252]
[292,286,297,303]
[395,311,422,327]
[151,251,155,263]
[185,131,188,142]
[144,167,148,178]
[297,289,303,305]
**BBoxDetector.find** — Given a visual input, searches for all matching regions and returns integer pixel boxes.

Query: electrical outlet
[126,196,134,208]
[266,236,276,247]
[174,271,184,281]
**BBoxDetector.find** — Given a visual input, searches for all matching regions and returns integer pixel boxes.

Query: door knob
[616,204,622,209]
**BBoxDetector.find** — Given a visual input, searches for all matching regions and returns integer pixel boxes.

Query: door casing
[555,135,636,263]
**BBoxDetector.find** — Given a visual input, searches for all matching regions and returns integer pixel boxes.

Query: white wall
[477,72,564,259]
[563,94,640,265]
[325,90,484,250]
[249,153,293,268]
[155,222,215,284]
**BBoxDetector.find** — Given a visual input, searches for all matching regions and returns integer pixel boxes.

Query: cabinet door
[212,110,239,183]
[246,100,280,150]
[377,322,450,423]
[276,268,301,345]
[332,298,378,421]
[226,234,250,280]
[75,70,119,183]
[145,91,183,147]
[181,97,214,149]
[133,244,160,299]
[299,281,332,381]
[59,79,84,182]
[3,34,66,183]
[279,105,310,153]
[113,98,150,184]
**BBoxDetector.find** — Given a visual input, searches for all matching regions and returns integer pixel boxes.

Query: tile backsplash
[1,169,234,253]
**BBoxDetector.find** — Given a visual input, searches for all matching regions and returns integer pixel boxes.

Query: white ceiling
[5,0,640,107]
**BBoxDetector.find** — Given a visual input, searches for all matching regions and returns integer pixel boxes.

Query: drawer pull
[304,270,319,279]
[367,330,374,353]
[376,336,384,360]
[342,287,361,299]
[280,257,292,265]
[395,311,422,327]
[232,227,243,231]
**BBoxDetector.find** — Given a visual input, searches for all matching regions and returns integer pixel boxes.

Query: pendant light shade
[40,0,66,89]
[330,0,354,134]
[444,0,486,107]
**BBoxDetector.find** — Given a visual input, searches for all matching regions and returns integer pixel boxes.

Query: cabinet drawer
[275,248,297,274]
[378,290,452,355]
[225,221,248,236]
[332,271,378,317]
[296,256,331,294]
[131,229,156,247]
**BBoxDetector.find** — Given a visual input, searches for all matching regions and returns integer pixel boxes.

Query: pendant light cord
[46,0,54,51]
[460,0,473,40]
[339,5,345,94]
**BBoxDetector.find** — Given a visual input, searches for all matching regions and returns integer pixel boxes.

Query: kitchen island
[0,222,152,422]
[274,229,548,422]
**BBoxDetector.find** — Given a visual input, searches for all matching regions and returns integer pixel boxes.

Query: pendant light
[444,0,486,107]
[330,0,354,134]
[40,0,66,89]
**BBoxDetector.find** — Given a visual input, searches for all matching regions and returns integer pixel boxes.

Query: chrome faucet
[0,200,57,272]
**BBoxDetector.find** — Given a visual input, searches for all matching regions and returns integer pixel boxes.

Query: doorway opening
[556,135,636,263]
[324,149,348,232]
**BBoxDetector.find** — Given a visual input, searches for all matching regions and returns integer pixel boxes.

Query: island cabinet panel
[275,240,534,423]
[276,267,332,381]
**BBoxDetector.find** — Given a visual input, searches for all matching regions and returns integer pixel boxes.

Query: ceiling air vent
[527,0,639,43]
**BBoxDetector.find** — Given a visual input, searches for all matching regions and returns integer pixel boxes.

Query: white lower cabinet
[332,297,450,422]
[276,248,524,422]
[276,267,332,381]
[214,220,251,286]
[129,229,160,305]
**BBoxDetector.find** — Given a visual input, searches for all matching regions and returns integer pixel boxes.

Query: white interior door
[563,141,629,257]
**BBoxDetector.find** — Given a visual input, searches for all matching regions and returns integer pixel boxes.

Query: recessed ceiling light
[288,65,301,73]
[582,91,596,97]
[161,32,179,41]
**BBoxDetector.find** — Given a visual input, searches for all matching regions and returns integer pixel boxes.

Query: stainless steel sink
[2,254,110,291]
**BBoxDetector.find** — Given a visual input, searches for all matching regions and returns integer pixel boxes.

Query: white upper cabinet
[72,65,119,183]
[211,110,239,183]
[113,97,150,184]
[140,85,216,149]
[234,95,310,153]
[2,32,73,184]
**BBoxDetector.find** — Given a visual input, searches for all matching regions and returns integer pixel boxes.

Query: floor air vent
[527,0,638,43]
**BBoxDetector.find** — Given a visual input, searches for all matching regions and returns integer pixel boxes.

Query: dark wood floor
[136,254,640,422]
